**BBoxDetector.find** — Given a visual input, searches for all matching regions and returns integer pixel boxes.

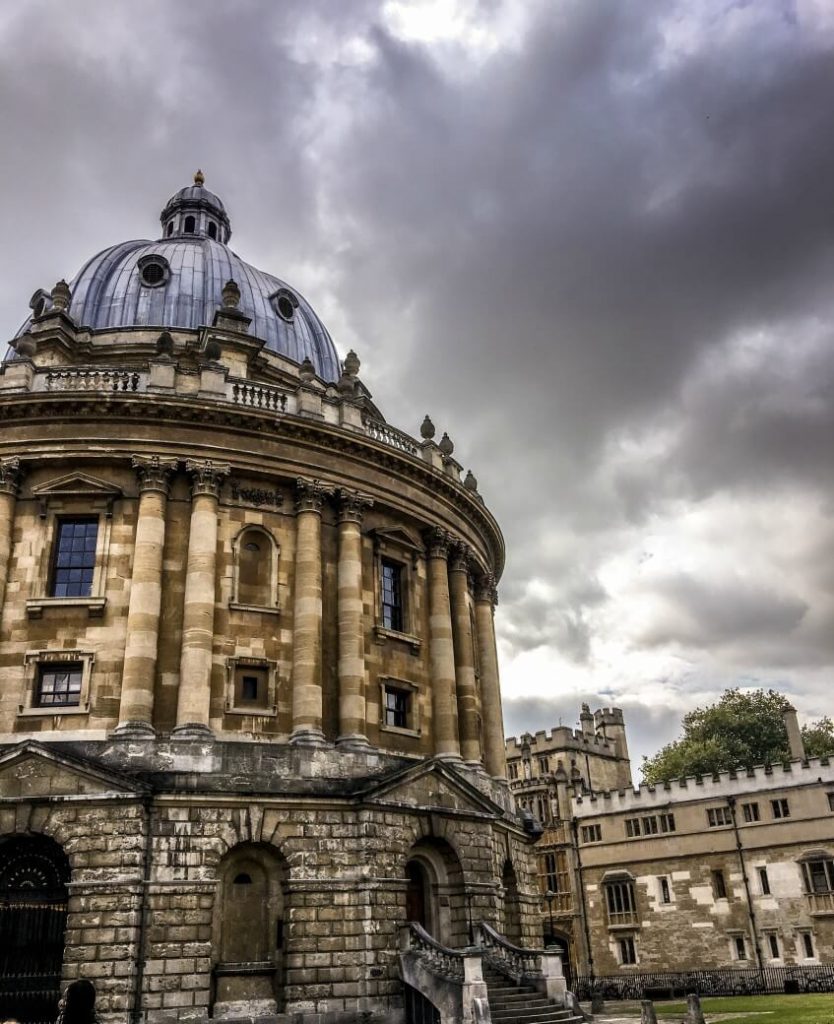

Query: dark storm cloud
[2,0,833,759]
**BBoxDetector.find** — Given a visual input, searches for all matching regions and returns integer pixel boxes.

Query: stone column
[336,489,373,749]
[0,458,22,620]
[115,456,178,736]
[475,573,507,779]
[290,478,332,746]
[173,459,229,738]
[450,542,482,766]
[425,527,460,759]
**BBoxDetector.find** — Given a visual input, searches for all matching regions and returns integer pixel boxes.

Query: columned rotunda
[0,175,550,1023]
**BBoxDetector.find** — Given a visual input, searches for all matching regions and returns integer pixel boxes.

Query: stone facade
[505,707,834,981]
[0,177,540,1024]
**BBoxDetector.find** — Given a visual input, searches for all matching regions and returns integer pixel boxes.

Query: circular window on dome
[271,289,297,322]
[138,255,170,289]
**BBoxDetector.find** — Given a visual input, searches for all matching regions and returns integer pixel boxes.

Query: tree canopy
[640,689,834,784]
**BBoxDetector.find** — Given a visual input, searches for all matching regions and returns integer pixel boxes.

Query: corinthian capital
[295,478,333,514]
[0,458,23,497]
[449,541,473,574]
[132,455,179,496]
[423,526,452,559]
[185,458,231,499]
[336,488,373,524]
[474,572,498,607]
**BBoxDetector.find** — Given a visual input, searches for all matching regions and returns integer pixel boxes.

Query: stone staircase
[484,964,585,1024]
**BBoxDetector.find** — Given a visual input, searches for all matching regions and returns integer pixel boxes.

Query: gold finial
[194,168,205,186]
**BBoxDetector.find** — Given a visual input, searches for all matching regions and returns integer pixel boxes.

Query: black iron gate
[0,835,70,1024]
[403,982,440,1024]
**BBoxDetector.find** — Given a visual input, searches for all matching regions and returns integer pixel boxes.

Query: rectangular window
[659,877,671,904]
[827,792,834,812]
[625,818,640,838]
[507,761,519,780]
[233,666,269,709]
[733,935,747,960]
[384,685,410,729]
[51,518,98,597]
[541,851,571,911]
[712,869,728,900]
[766,933,780,959]
[538,756,550,774]
[799,931,815,959]
[380,558,404,632]
[641,816,659,836]
[580,824,602,844]
[758,867,771,896]
[659,813,676,833]
[771,798,790,819]
[618,936,637,965]
[742,802,760,823]
[535,795,549,824]
[605,881,637,925]
[36,663,83,707]
[707,806,732,827]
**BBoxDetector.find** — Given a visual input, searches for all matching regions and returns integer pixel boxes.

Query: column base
[434,750,464,764]
[336,733,372,752]
[111,721,156,739]
[463,759,487,773]
[290,726,327,748]
[171,722,214,741]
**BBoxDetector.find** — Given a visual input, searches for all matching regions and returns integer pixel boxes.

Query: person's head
[61,979,96,1023]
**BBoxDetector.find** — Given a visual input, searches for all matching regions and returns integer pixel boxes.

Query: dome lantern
[159,171,232,243]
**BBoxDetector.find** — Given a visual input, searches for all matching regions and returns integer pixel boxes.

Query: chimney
[783,705,806,761]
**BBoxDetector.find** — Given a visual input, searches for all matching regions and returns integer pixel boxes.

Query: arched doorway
[211,843,287,1018]
[404,839,466,947]
[501,859,522,945]
[0,834,70,1024]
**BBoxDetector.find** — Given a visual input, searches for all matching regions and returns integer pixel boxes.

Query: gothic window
[764,931,780,959]
[50,518,98,597]
[758,866,771,895]
[732,934,748,960]
[618,936,637,965]
[541,851,571,911]
[659,876,671,904]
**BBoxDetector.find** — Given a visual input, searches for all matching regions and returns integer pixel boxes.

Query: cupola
[159,169,232,243]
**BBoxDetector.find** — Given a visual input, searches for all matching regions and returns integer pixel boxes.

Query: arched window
[166,222,174,236]
[184,215,195,233]
[233,527,277,610]
[208,221,218,240]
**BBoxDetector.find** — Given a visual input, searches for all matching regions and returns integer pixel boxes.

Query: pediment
[0,741,147,799]
[370,526,424,556]
[359,758,505,817]
[32,472,122,500]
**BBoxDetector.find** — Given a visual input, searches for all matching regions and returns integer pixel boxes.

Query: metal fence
[573,964,834,1001]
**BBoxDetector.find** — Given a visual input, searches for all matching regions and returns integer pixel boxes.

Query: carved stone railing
[362,414,420,456]
[399,923,491,1024]
[230,378,288,413]
[475,922,566,1005]
[39,367,146,393]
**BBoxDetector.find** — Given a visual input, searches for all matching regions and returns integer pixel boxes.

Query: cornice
[0,391,505,576]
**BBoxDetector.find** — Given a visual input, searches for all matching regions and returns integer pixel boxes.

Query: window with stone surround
[617,935,637,965]
[742,802,760,823]
[707,806,732,827]
[796,930,816,960]
[771,798,790,819]
[379,678,420,736]
[604,876,638,927]
[371,528,422,648]
[658,876,672,904]
[50,518,98,597]
[19,651,95,717]
[712,869,728,899]
[764,931,781,960]
[580,824,601,844]
[758,866,771,896]
[730,933,748,960]
[827,792,834,812]
[224,658,278,716]
[507,760,519,780]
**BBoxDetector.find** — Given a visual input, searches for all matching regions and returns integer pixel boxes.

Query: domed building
[0,175,566,1024]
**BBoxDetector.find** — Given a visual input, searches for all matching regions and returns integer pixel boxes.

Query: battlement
[505,726,617,755]
[572,756,834,817]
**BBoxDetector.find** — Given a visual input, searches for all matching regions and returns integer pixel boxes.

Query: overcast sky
[2,0,832,770]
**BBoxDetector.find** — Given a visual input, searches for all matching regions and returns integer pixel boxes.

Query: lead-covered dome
[18,172,341,382]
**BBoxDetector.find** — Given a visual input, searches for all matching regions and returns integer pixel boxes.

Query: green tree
[641,689,831,784]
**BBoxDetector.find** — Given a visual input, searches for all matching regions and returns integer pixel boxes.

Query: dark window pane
[37,664,83,707]
[381,559,403,631]
[51,519,98,597]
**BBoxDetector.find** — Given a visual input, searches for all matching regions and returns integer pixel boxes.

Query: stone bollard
[640,999,658,1024]
[685,993,706,1024]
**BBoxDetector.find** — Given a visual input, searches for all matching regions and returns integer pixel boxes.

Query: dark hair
[59,979,96,1024]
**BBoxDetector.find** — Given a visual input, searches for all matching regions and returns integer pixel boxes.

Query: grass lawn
[655,993,834,1023]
